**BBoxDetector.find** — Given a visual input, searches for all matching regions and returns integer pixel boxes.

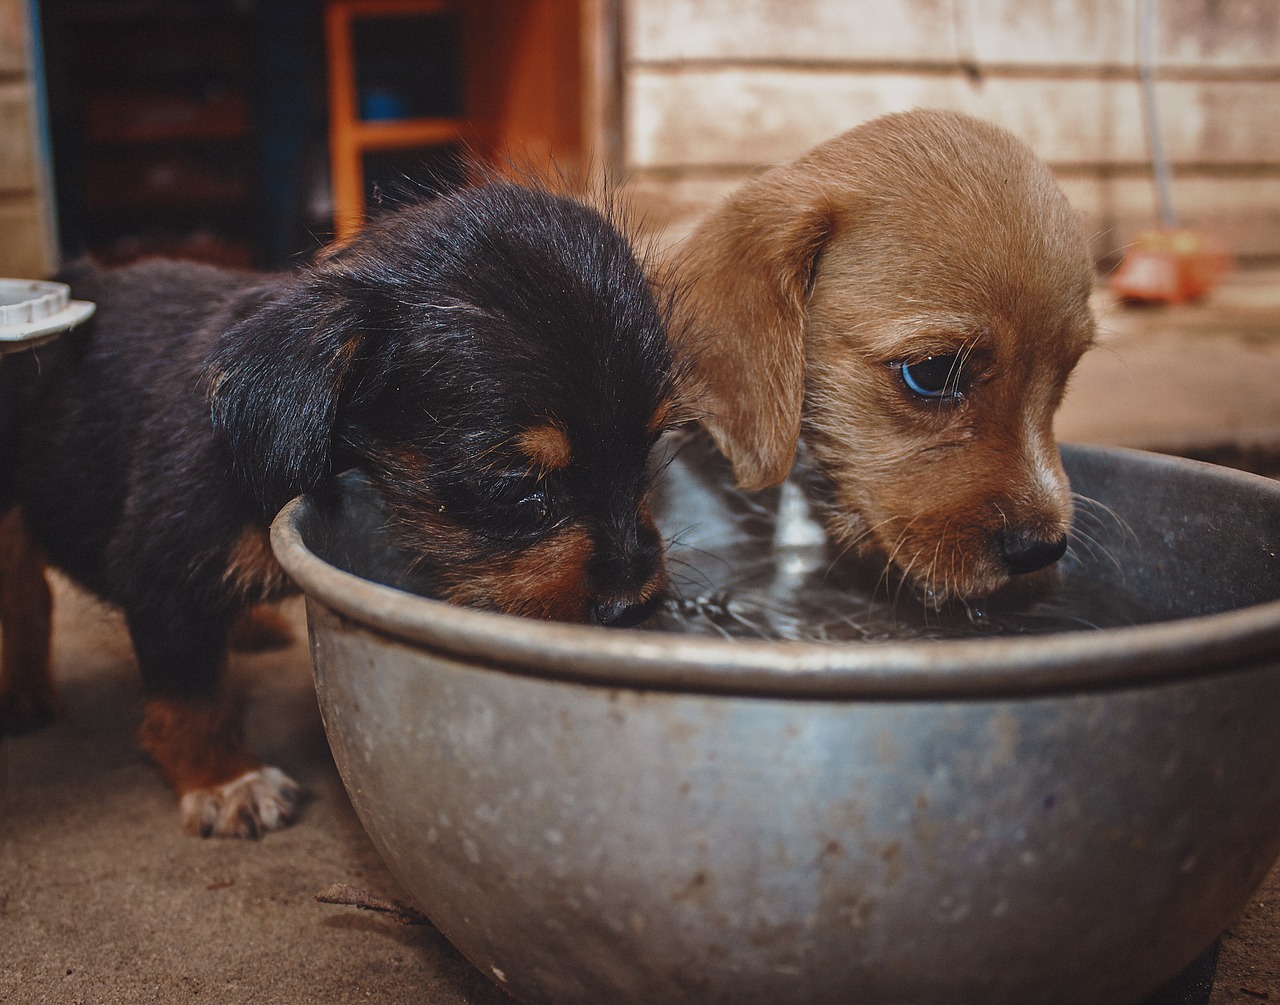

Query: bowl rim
[270,443,1280,700]
[0,278,96,353]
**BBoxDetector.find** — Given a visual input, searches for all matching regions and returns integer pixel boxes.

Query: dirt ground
[4,270,1280,1004]
[0,586,518,1005]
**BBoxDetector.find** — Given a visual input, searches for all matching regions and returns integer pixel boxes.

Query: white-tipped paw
[179,766,302,839]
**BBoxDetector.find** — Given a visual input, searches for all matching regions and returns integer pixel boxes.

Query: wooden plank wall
[618,0,1280,267]
[0,0,54,278]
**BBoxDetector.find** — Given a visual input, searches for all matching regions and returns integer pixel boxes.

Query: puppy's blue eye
[900,354,963,399]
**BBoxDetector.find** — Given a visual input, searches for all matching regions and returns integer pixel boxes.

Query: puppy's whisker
[882,520,928,617]
[952,537,972,615]
[866,539,906,622]
[945,541,975,623]
[1068,523,1110,554]
[665,556,721,596]
[663,527,710,554]
[934,517,968,614]
[872,517,920,605]
[1068,505,1133,576]
[1067,527,1124,576]
[1071,492,1136,542]
[1089,224,1120,248]
[664,529,743,573]
[1064,530,1101,567]
[822,512,897,573]
[891,551,924,617]
[924,520,954,615]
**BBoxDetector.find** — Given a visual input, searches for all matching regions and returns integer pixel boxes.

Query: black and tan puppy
[0,180,682,837]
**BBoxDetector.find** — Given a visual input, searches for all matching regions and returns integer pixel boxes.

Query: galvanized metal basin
[271,443,1280,1005]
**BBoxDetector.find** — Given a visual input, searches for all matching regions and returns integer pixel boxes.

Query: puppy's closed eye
[424,468,558,546]
[483,472,556,539]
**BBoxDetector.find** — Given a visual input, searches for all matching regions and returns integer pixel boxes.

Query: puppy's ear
[671,169,833,490]
[204,281,360,517]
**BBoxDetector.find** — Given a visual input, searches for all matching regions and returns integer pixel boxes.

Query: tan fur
[671,109,1097,603]
[448,526,597,621]
[223,526,293,603]
[220,527,297,653]
[445,502,666,622]
[228,605,296,652]
[138,695,258,796]
[518,423,573,472]
[0,507,58,734]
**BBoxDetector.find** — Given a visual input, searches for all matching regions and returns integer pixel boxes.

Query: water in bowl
[647,436,1168,643]
[648,542,1166,643]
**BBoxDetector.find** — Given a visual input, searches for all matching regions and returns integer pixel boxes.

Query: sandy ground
[1057,268,1280,453]
[3,270,1280,1004]
[1,587,516,1005]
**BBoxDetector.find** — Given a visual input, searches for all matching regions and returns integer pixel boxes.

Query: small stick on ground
[314,883,434,926]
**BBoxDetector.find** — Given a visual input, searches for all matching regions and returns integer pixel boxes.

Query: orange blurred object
[1109,227,1232,304]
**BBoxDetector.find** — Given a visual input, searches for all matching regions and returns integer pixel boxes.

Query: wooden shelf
[325,0,462,239]
[347,117,462,152]
[40,0,260,266]
[84,89,251,145]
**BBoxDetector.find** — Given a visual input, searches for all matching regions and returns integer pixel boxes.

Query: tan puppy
[671,109,1097,605]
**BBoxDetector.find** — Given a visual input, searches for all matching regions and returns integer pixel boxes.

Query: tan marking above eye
[518,424,573,472]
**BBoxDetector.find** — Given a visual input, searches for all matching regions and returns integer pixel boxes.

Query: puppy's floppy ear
[204,279,360,517]
[670,167,833,490]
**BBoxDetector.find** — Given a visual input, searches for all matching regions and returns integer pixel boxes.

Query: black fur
[4,180,680,703]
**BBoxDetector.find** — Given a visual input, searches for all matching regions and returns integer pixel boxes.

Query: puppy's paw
[179,766,302,839]
[227,605,296,652]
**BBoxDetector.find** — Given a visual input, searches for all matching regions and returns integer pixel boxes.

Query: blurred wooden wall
[612,0,1280,267]
[0,0,55,278]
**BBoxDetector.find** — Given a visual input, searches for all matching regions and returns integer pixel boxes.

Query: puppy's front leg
[0,507,58,735]
[129,608,300,838]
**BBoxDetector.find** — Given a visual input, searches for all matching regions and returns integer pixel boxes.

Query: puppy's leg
[129,609,301,838]
[0,507,59,735]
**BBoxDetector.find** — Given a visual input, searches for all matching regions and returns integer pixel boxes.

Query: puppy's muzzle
[998,526,1069,577]
[589,517,666,628]
[594,595,660,628]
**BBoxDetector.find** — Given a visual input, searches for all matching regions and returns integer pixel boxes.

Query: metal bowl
[271,443,1280,1005]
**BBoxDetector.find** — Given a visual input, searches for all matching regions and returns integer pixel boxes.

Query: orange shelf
[325,0,461,240]
[348,117,463,152]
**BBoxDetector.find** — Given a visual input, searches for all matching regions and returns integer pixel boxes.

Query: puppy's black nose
[998,528,1068,576]
[593,594,660,628]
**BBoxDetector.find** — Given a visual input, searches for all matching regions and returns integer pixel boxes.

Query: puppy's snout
[593,593,661,628]
[998,527,1068,576]
[589,516,666,628]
